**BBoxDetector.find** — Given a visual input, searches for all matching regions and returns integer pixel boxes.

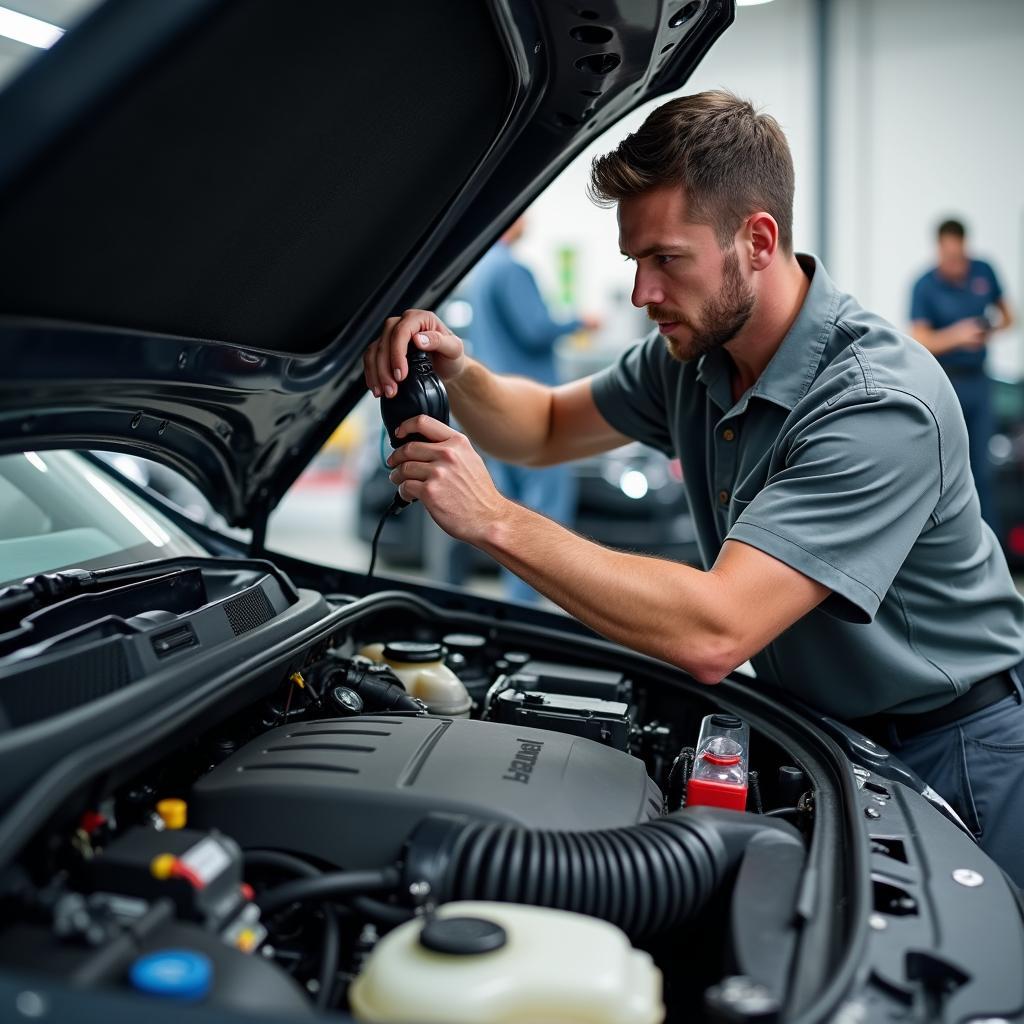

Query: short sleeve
[909,275,932,324]
[727,389,942,624]
[984,261,1004,303]
[590,331,675,456]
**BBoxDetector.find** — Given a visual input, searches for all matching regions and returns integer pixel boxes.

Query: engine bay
[0,558,912,1022]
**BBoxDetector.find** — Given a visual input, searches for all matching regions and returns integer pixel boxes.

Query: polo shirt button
[718,489,730,505]
[722,428,735,442]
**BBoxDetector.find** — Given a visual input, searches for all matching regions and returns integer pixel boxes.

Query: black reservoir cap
[383,641,444,664]
[419,916,507,956]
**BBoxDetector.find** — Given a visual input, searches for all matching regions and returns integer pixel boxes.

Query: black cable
[367,494,406,578]
[351,896,415,929]
[244,850,342,1011]
[665,746,696,812]
[257,867,401,915]
[747,769,764,814]
[246,850,411,933]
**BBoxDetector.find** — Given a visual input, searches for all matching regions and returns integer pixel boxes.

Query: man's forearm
[445,358,555,464]
[479,501,738,682]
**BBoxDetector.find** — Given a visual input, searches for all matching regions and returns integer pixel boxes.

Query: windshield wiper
[0,565,178,632]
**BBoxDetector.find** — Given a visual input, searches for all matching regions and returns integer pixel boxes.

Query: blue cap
[130,950,213,1002]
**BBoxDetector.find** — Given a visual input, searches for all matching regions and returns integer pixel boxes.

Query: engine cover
[191,715,662,868]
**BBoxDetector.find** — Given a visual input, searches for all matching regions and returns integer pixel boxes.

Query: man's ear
[742,212,779,270]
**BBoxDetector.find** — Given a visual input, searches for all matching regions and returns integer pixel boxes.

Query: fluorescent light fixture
[24,451,48,473]
[0,5,64,48]
[737,0,775,6]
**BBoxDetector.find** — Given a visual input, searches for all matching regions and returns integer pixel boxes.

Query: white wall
[830,0,1024,374]
[514,0,1024,371]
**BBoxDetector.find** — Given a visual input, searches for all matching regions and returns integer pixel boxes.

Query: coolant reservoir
[358,641,471,717]
[349,901,664,1024]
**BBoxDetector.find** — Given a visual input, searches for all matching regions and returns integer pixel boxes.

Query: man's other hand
[386,415,507,543]
[949,317,988,350]
[364,309,467,399]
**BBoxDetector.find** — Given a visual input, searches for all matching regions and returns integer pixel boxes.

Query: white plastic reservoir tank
[348,900,664,1024]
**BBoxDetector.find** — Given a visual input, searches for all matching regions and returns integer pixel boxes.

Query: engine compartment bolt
[15,991,46,1018]
[952,868,984,888]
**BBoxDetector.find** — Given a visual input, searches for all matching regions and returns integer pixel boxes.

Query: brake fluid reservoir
[358,641,471,717]
[685,713,749,811]
[349,901,664,1024]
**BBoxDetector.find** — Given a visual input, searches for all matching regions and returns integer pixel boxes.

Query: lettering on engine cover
[502,738,544,784]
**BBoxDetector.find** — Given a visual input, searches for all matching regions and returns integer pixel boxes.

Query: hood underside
[0,0,732,529]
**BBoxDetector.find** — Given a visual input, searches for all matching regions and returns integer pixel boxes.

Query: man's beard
[650,250,755,362]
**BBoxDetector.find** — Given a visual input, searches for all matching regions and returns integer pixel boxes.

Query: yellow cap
[151,853,177,880]
[156,798,187,830]
[236,929,258,953]
[289,672,306,689]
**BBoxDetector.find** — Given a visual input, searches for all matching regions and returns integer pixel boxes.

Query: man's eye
[657,254,676,266]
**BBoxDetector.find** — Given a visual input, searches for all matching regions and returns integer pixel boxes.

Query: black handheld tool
[379,344,450,506]
[368,344,450,577]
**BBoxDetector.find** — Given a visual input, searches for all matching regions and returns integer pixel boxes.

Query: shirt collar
[697,253,839,414]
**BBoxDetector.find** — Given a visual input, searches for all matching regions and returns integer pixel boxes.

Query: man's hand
[364,310,467,399]
[949,317,988,350]
[387,415,508,544]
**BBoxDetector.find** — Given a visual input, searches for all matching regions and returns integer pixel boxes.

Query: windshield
[0,450,207,586]
[0,1,105,95]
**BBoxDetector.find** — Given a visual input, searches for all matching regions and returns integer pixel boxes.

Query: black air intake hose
[403,808,803,940]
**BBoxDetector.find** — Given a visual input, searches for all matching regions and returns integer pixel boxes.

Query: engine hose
[403,808,803,940]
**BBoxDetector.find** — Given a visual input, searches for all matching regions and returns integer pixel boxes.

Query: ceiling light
[736,0,775,6]
[0,6,64,48]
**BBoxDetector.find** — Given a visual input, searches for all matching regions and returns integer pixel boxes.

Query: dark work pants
[889,670,1024,888]
[947,370,1000,535]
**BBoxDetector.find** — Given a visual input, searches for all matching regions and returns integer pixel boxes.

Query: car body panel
[0,0,732,530]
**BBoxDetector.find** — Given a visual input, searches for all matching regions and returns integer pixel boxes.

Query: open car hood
[0,0,732,532]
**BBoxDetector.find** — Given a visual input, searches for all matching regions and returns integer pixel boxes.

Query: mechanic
[364,91,1024,884]
[909,218,1016,533]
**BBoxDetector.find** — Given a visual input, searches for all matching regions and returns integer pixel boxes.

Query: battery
[491,688,632,749]
[514,661,633,703]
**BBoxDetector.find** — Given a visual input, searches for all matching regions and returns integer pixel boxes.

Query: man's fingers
[412,330,459,360]
[377,331,398,398]
[387,439,449,466]
[397,479,425,504]
[368,318,399,397]
[363,347,380,397]
[395,415,457,443]
[389,462,430,484]
[389,312,444,387]
[369,311,451,399]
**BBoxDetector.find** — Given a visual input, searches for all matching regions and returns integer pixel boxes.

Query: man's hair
[937,218,966,240]
[589,90,795,253]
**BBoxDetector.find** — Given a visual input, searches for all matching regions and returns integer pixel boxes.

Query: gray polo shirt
[591,255,1024,720]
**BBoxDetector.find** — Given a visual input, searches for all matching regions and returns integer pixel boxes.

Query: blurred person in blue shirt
[463,216,600,602]
[910,219,1015,532]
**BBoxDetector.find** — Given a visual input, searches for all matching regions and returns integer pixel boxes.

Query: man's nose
[631,267,663,309]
